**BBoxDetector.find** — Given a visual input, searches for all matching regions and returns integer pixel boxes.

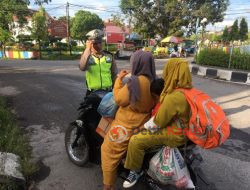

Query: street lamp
[194,18,207,62]
[201,18,207,45]
[194,18,200,62]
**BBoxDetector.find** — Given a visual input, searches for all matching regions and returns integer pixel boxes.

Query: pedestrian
[170,44,179,58]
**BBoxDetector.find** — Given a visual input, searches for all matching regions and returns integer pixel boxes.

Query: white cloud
[29,0,119,19]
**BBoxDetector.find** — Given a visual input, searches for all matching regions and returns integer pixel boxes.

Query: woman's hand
[118,69,129,80]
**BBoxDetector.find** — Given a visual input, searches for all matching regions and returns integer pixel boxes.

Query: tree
[0,0,31,57]
[239,18,248,41]
[0,0,30,31]
[71,10,104,44]
[120,0,229,38]
[222,26,229,42]
[229,19,239,41]
[33,0,51,5]
[111,14,126,31]
[212,34,222,42]
[58,16,67,21]
[16,34,33,50]
[0,28,12,57]
[31,7,48,59]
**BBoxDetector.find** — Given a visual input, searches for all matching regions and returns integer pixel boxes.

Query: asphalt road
[0,58,249,190]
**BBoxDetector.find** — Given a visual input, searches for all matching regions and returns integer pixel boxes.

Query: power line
[225,11,250,15]
[227,8,250,11]
[46,5,65,11]
[66,2,71,55]
[69,3,121,14]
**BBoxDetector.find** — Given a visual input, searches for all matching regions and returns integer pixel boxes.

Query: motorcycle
[65,90,216,190]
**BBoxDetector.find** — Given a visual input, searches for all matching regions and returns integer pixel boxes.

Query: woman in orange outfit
[101,50,156,190]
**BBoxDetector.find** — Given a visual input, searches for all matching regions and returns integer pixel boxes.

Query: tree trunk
[38,40,42,59]
[3,45,6,58]
[69,44,72,56]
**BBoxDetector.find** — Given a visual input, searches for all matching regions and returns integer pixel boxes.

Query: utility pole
[66,2,72,55]
[194,17,200,62]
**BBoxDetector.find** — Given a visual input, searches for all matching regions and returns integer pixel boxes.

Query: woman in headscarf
[122,58,192,188]
[101,50,156,190]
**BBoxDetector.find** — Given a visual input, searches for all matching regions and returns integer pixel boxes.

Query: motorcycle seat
[145,140,196,154]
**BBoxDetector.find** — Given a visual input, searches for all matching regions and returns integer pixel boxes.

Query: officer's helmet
[86,29,104,43]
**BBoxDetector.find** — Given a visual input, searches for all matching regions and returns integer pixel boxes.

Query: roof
[104,22,130,34]
[13,9,52,22]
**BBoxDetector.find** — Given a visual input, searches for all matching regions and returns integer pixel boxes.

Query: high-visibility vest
[86,53,113,90]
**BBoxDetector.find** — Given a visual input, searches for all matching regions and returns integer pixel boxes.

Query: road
[0,59,249,190]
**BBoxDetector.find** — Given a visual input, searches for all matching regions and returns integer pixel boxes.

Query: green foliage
[120,0,229,38]
[17,41,34,51]
[229,19,239,41]
[70,40,77,47]
[111,14,127,31]
[0,0,29,31]
[0,97,37,181]
[0,28,12,45]
[197,48,229,68]
[48,36,62,47]
[31,7,48,43]
[55,42,68,53]
[230,50,250,71]
[173,30,184,37]
[72,46,85,52]
[239,18,248,41]
[222,26,229,42]
[31,6,48,58]
[41,52,81,60]
[58,16,67,21]
[17,34,32,43]
[71,10,104,42]
[105,44,118,52]
[33,0,51,5]
[0,28,12,57]
[212,34,222,42]
[197,48,250,71]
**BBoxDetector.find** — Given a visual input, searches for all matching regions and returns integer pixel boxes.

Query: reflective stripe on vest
[86,53,112,90]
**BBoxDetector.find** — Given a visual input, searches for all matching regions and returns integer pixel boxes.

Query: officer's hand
[118,69,129,80]
[86,40,93,51]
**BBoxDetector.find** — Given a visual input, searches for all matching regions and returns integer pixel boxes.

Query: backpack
[177,88,230,149]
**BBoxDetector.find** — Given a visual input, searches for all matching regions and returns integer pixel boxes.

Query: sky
[29,0,250,32]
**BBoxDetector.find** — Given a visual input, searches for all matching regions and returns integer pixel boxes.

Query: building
[104,20,130,44]
[12,9,67,41]
[48,19,67,38]
[12,9,36,40]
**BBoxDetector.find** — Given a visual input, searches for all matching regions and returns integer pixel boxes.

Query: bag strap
[176,118,188,163]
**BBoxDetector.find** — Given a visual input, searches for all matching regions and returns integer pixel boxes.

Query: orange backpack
[177,88,230,149]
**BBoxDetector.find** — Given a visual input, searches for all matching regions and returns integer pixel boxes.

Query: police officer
[79,29,117,95]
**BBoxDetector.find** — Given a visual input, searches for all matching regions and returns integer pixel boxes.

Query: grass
[0,97,37,189]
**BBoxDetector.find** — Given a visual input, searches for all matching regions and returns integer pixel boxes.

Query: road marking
[49,68,78,72]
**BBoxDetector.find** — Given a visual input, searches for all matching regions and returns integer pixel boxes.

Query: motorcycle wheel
[65,122,89,166]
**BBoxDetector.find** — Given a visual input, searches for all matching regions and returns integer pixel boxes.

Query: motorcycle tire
[65,122,89,166]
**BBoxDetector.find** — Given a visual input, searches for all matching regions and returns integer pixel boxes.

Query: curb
[0,152,26,188]
[189,63,250,85]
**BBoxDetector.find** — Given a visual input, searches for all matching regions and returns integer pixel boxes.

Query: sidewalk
[189,61,250,85]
